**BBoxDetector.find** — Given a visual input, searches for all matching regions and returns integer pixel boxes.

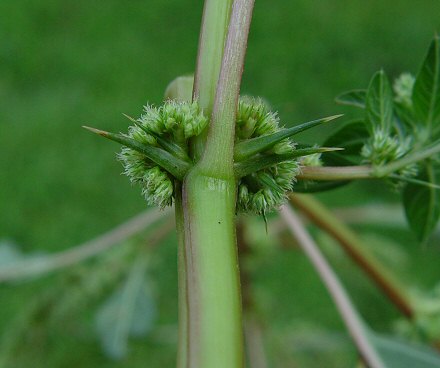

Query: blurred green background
[1,0,439,367]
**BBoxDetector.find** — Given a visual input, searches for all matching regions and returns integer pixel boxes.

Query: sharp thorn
[82,126,109,137]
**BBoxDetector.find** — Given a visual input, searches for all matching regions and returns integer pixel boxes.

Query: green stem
[182,1,255,366]
[199,0,255,176]
[183,173,242,367]
[298,165,373,181]
[175,184,188,368]
[298,140,440,181]
[280,204,386,368]
[191,0,233,160]
[289,194,414,318]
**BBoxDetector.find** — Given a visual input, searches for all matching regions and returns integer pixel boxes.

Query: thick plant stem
[182,1,255,366]
[193,0,233,113]
[289,193,414,319]
[191,0,233,160]
[183,174,242,367]
[199,0,255,175]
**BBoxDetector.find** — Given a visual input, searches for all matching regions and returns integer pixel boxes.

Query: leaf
[369,332,440,368]
[412,36,440,135]
[323,120,369,165]
[292,180,350,193]
[324,120,368,154]
[234,147,342,178]
[366,70,394,133]
[403,161,440,243]
[335,89,367,108]
[83,126,191,180]
[394,103,416,133]
[233,115,342,161]
[95,260,156,360]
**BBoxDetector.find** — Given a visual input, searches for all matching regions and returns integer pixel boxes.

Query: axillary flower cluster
[85,96,338,215]
[118,101,207,208]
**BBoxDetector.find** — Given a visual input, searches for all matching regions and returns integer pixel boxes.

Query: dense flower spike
[361,130,418,186]
[235,97,300,215]
[118,100,207,207]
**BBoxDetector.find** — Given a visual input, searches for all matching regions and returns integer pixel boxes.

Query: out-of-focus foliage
[1,0,439,367]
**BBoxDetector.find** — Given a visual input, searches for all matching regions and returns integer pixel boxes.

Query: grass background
[0,0,439,366]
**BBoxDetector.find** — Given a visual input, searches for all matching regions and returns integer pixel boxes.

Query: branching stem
[289,194,414,318]
[280,204,386,368]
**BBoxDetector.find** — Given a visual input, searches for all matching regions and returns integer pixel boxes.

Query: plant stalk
[191,0,233,160]
[280,204,386,368]
[289,193,414,318]
[298,165,373,181]
[299,140,440,181]
[0,208,170,283]
[182,1,255,366]
[199,0,255,175]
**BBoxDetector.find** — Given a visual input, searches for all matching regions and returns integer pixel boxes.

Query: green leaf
[366,70,394,133]
[394,103,416,132]
[95,259,156,360]
[324,120,368,154]
[335,89,367,108]
[292,180,350,193]
[323,120,369,165]
[412,36,440,135]
[234,115,342,161]
[403,161,440,243]
[234,147,342,178]
[369,332,440,368]
[83,126,191,180]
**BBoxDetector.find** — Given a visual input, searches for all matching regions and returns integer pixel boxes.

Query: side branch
[0,208,171,283]
[280,204,386,368]
[298,165,373,181]
[289,194,414,318]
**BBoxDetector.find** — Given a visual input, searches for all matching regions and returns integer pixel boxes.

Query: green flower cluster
[118,100,207,207]
[361,130,409,166]
[235,97,299,215]
[139,101,208,143]
[361,130,418,185]
[118,97,301,213]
